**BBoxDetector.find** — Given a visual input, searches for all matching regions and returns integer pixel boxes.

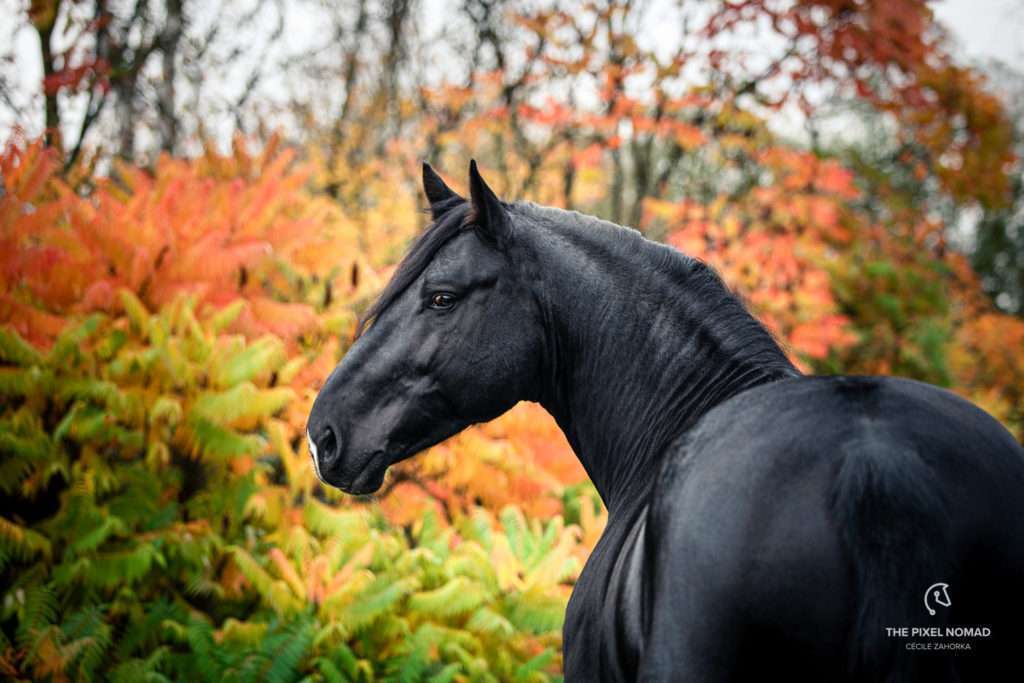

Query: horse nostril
[318,425,339,464]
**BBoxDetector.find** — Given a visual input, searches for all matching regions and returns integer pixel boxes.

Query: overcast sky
[1,0,1020,144]
[933,0,1023,65]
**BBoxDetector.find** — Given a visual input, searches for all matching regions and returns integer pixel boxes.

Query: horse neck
[523,210,799,515]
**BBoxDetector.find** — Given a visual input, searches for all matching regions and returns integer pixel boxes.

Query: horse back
[639,375,1024,682]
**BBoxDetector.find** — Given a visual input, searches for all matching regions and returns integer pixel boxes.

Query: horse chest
[563,508,648,682]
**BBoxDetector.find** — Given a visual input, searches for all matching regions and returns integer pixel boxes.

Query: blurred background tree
[969,60,1024,316]
[1,0,1022,680]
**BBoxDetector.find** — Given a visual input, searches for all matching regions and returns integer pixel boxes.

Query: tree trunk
[115,79,136,160]
[158,0,184,154]
[31,0,63,149]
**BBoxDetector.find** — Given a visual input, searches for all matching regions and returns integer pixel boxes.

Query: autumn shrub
[642,138,1024,438]
[0,138,594,681]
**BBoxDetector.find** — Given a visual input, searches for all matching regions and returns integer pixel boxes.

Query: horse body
[307,163,1024,681]
[569,375,1024,681]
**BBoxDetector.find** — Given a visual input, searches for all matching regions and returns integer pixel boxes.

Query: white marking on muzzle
[307,431,326,483]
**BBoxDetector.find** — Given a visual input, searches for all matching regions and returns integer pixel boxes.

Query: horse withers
[307,161,1024,682]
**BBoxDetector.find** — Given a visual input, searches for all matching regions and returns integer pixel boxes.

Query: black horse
[307,161,1024,681]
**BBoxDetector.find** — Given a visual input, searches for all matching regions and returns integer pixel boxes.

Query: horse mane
[674,258,798,378]
[511,201,796,380]
[358,198,796,383]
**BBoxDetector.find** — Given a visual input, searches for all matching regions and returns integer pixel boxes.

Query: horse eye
[429,292,457,310]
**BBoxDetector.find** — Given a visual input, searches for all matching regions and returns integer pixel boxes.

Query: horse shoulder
[639,384,853,680]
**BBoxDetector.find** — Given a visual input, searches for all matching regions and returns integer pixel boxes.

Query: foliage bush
[0,289,593,681]
[0,139,595,681]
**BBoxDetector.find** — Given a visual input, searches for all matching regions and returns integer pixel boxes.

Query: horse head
[305,162,544,493]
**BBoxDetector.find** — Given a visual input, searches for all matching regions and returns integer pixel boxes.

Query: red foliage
[0,138,349,347]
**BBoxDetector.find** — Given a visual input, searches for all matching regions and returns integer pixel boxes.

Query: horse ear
[422,162,462,219]
[468,160,510,244]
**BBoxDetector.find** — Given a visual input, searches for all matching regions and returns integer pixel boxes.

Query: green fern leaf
[0,366,52,398]
[228,546,303,614]
[212,335,287,388]
[513,648,556,682]
[0,515,52,563]
[182,617,226,683]
[500,506,532,562]
[0,326,42,366]
[61,604,113,681]
[276,355,306,385]
[191,382,294,427]
[303,499,370,540]
[116,599,186,659]
[55,377,129,414]
[149,395,184,427]
[321,641,362,681]
[47,313,103,367]
[184,416,265,461]
[408,576,488,618]
[70,515,126,554]
[88,543,161,589]
[386,624,433,683]
[261,617,313,683]
[207,300,247,334]
[464,607,514,638]
[315,657,348,683]
[16,582,57,651]
[0,423,51,461]
[503,588,566,635]
[218,618,268,646]
[426,663,462,683]
[341,575,419,635]
[110,648,172,683]
[0,425,54,495]
[120,290,151,337]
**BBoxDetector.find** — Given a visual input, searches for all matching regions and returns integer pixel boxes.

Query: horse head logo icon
[924,582,951,616]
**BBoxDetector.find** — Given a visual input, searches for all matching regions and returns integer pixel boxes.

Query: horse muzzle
[306,427,387,494]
